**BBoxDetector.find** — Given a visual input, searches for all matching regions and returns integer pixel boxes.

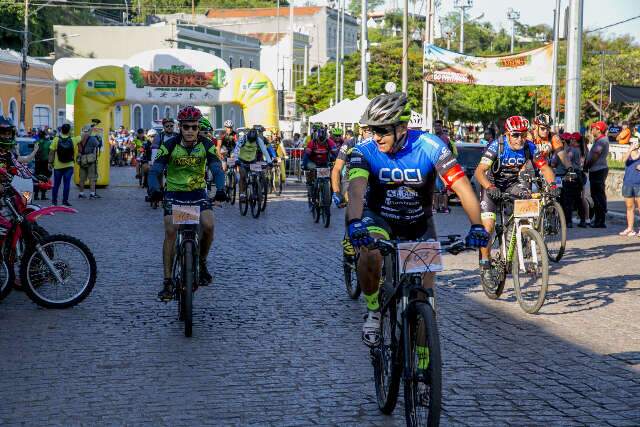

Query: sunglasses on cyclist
[538,126,549,131]
[181,124,199,131]
[370,125,393,137]
[510,132,525,138]
[164,124,174,128]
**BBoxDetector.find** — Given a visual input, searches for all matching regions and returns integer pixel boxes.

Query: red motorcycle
[0,169,97,308]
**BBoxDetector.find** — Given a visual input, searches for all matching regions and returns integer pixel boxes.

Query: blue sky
[295,0,640,43]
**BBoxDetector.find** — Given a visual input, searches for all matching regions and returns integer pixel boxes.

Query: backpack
[56,136,74,163]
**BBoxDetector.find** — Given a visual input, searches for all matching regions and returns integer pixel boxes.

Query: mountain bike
[372,236,472,426]
[308,167,332,228]
[238,163,264,219]
[259,162,269,212]
[225,158,237,205]
[271,158,284,196]
[531,175,566,262]
[169,204,201,337]
[481,192,549,314]
[343,245,361,299]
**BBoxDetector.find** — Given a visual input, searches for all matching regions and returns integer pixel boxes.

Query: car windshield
[456,146,484,169]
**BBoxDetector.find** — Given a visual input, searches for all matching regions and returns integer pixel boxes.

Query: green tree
[348,0,384,17]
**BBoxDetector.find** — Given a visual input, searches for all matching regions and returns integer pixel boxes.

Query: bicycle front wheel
[251,180,261,219]
[374,283,401,414]
[404,302,442,427]
[513,227,549,314]
[239,179,249,216]
[320,180,331,228]
[21,234,97,309]
[342,255,360,299]
[260,175,268,211]
[539,201,566,262]
[182,241,194,337]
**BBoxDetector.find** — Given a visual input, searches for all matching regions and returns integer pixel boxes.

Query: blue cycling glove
[466,224,489,248]
[332,192,346,207]
[348,219,373,248]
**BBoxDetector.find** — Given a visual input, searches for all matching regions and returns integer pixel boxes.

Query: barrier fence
[285,148,305,182]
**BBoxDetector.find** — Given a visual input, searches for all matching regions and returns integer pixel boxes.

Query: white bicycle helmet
[147,129,158,138]
[224,120,234,128]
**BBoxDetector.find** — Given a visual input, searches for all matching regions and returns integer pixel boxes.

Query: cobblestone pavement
[0,167,639,426]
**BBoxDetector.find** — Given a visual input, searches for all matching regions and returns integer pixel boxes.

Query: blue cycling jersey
[479,136,543,189]
[349,130,463,225]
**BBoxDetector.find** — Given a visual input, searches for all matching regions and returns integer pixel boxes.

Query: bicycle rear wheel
[539,201,566,262]
[260,176,268,212]
[513,227,549,314]
[320,180,331,228]
[480,232,506,299]
[374,282,401,414]
[21,234,97,309]
[182,241,194,337]
[404,302,442,427]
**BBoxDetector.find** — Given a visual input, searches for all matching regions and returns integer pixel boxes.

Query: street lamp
[507,8,520,53]
[19,33,79,132]
[454,0,473,54]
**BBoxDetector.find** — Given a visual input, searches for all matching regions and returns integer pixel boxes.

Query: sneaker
[89,193,101,199]
[62,201,72,207]
[157,278,174,301]
[619,228,637,236]
[362,310,382,347]
[239,193,247,202]
[577,221,587,228]
[199,262,213,286]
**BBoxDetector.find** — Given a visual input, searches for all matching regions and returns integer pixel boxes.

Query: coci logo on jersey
[378,167,423,183]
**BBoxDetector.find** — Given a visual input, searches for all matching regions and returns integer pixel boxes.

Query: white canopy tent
[308,98,352,124]
[308,95,371,125]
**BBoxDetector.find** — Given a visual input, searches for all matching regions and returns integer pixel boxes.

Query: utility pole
[19,0,29,132]
[422,0,435,131]
[290,3,294,93]
[550,0,561,129]
[401,0,408,93]
[454,0,472,54]
[335,3,340,103]
[303,44,308,86]
[360,0,368,97]
[340,0,345,101]
[564,0,584,132]
[588,49,619,121]
[507,8,520,53]
[191,0,195,24]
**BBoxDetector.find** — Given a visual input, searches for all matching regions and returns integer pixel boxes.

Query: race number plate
[397,241,443,274]
[172,204,200,225]
[513,199,541,218]
[227,158,236,167]
[316,168,331,178]
[249,163,262,172]
[256,161,267,167]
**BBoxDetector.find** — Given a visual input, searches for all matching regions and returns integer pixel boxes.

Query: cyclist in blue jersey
[346,93,489,346]
[474,115,558,286]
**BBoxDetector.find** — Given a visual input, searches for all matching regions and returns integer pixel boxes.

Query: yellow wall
[0,59,65,130]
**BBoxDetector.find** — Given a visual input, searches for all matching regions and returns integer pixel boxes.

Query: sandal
[619,228,637,236]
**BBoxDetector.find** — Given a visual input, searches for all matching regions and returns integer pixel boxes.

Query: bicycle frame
[173,224,200,291]
[496,199,540,272]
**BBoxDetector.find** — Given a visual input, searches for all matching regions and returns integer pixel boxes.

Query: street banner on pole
[423,43,553,86]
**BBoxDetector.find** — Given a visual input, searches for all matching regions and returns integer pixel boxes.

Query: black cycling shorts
[362,209,437,241]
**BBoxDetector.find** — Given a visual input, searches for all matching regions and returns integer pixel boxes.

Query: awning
[610,84,640,103]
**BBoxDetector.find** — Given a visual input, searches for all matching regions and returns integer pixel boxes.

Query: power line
[585,14,640,34]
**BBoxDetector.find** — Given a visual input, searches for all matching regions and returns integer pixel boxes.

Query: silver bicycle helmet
[360,92,411,127]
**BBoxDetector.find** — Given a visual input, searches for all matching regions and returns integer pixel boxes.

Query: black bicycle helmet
[360,92,411,127]
[0,115,16,147]
[247,128,258,142]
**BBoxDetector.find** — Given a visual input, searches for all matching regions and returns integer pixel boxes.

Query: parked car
[449,142,485,203]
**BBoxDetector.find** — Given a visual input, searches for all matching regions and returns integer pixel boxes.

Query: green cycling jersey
[153,136,219,192]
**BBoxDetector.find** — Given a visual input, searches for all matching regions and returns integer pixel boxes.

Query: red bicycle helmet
[504,115,530,133]
[177,106,203,122]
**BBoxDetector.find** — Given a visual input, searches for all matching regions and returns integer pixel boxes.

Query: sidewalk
[608,197,639,224]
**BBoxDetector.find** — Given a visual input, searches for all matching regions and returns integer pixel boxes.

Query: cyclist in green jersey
[232,125,273,202]
[148,106,226,301]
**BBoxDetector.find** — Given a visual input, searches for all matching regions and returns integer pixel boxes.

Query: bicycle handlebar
[372,235,474,256]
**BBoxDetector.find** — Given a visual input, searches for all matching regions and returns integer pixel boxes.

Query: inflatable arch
[54,49,279,185]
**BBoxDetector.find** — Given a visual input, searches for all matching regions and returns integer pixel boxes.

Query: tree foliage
[348,0,385,17]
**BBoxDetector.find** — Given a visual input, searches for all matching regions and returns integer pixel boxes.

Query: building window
[32,105,51,129]
[239,58,243,67]
[57,109,65,128]
[8,98,17,126]
[132,104,143,130]
[152,105,160,122]
[229,56,233,69]
[249,59,253,69]
[164,106,172,119]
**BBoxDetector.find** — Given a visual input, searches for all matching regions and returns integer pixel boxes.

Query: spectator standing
[570,132,590,227]
[551,133,584,228]
[33,129,51,200]
[584,121,610,228]
[616,121,631,145]
[48,123,80,206]
[77,125,101,199]
[618,139,640,236]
